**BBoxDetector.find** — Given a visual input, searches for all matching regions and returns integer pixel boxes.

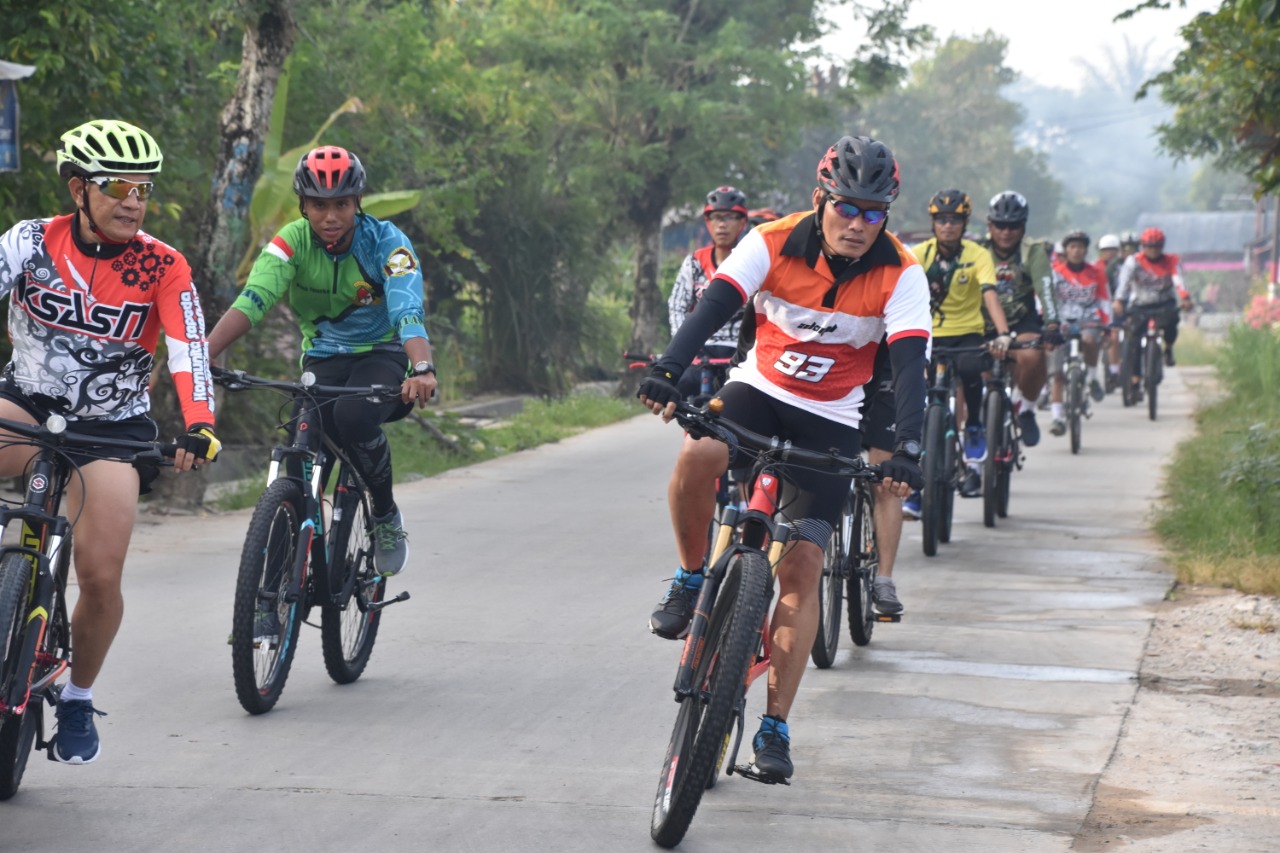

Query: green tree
[1133,0,1280,194]
[859,33,1061,237]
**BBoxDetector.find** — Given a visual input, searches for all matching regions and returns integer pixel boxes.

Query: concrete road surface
[0,369,1195,852]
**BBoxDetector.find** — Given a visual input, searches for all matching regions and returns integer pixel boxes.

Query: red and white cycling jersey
[1050,256,1111,325]
[0,214,215,425]
[713,212,931,428]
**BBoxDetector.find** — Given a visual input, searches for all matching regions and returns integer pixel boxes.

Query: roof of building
[1134,210,1275,255]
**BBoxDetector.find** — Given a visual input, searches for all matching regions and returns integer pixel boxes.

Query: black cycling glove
[1041,324,1064,346]
[179,422,222,461]
[879,452,923,491]
[637,364,684,407]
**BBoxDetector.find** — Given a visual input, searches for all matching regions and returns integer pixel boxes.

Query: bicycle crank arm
[367,590,411,612]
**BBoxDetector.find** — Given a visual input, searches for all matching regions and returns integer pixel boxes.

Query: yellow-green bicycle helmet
[56,119,163,179]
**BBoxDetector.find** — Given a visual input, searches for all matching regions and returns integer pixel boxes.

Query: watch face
[900,440,922,458]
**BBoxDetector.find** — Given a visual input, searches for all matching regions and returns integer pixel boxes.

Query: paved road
[1,370,1196,852]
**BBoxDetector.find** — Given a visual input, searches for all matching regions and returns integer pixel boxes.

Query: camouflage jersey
[976,236,1058,333]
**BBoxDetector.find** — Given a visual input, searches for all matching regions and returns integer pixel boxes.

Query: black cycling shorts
[715,382,861,540]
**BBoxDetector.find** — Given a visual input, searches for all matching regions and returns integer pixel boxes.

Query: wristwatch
[894,439,922,462]
[412,360,436,376]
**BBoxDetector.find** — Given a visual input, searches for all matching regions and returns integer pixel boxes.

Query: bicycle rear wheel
[1067,365,1083,454]
[982,391,1004,528]
[0,554,36,800]
[847,484,878,647]
[231,479,307,715]
[321,481,385,684]
[812,487,851,668]
[920,405,946,557]
[1145,339,1160,420]
[651,551,771,848]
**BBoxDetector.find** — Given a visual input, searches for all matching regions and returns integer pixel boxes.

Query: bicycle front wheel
[321,483,385,684]
[0,554,36,800]
[651,551,771,848]
[231,479,307,715]
[1145,339,1160,420]
[982,391,1004,528]
[811,488,851,668]
[847,484,878,647]
[1067,365,1083,454]
[920,404,946,557]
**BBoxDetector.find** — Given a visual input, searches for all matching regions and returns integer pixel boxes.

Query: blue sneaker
[963,425,987,462]
[49,699,105,765]
[902,490,922,519]
[649,567,703,639]
[751,715,793,780]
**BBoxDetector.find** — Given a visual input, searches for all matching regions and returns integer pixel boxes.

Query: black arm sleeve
[653,279,745,377]
[888,335,928,445]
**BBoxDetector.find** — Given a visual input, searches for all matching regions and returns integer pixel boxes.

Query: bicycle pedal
[732,763,791,786]
[873,612,902,623]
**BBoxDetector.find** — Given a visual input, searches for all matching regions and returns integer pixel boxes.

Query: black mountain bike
[982,339,1037,527]
[921,346,982,556]
[213,368,411,715]
[650,400,881,848]
[0,415,172,799]
[1061,323,1103,455]
[1120,303,1175,421]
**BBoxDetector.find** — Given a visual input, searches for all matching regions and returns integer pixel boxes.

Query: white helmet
[1098,234,1120,250]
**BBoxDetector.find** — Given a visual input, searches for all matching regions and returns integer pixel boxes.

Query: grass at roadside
[1155,323,1280,595]
[210,390,639,512]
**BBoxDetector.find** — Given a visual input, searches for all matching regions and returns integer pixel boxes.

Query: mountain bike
[1060,322,1103,455]
[920,345,981,556]
[0,415,172,799]
[1119,303,1174,421]
[650,399,881,848]
[213,368,411,715]
[981,338,1037,528]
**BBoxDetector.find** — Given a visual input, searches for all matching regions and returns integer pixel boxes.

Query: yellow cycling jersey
[909,237,996,336]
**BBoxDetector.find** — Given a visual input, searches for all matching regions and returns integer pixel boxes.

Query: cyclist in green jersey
[207,146,435,577]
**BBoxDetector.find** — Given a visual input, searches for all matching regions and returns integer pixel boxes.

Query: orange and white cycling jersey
[0,213,215,426]
[712,211,931,428]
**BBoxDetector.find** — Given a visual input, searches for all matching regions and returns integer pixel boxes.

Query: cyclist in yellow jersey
[910,189,1010,501]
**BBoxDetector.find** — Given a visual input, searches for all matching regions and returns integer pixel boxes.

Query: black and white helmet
[816,136,900,203]
[988,190,1029,225]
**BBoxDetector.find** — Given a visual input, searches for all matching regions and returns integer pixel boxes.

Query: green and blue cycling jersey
[232,213,428,358]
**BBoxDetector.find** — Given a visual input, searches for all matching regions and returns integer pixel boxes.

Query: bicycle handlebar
[212,366,402,404]
[671,400,878,479]
[0,414,177,462]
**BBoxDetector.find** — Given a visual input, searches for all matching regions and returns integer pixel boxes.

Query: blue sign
[0,81,17,172]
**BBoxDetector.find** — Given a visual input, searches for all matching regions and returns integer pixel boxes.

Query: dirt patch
[1074,585,1280,852]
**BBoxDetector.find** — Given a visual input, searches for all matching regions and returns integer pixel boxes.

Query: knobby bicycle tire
[811,487,851,668]
[1068,365,1083,455]
[231,479,307,715]
[982,391,1004,528]
[321,481,384,684]
[939,421,957,544]
[847,483,878,647]
[920,405,946,557]
[0,554,36,800]
[1120,338,1138,408]
[651,551,771,848]
[1145,339,1160,421]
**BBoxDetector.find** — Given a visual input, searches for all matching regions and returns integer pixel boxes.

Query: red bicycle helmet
[293,146,367,198]
[1140,227,1165,246]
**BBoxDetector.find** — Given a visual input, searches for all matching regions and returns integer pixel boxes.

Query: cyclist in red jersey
[1047,230,1111,435]
[639,136,930,781]
[667,187,751,399]
[1112,227,1193,381]
[0,120,220,765]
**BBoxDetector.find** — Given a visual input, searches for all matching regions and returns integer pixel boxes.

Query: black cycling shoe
[649,569,702,639]
[959,468,981,498]
[1164,348,1176,367]
[750,716,793,781]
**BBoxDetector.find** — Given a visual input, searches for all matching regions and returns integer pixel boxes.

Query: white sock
[1051,402,1064,420]
[1085,366,1097,383]
[1011,387,1025,407]
[61,682,93,703]
[1108,363,1120,375]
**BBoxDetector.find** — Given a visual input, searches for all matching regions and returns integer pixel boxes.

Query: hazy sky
[836,0,1222,91]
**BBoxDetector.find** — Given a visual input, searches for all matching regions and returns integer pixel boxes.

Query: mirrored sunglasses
[86,176,155,201]
[827,195,888,224]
